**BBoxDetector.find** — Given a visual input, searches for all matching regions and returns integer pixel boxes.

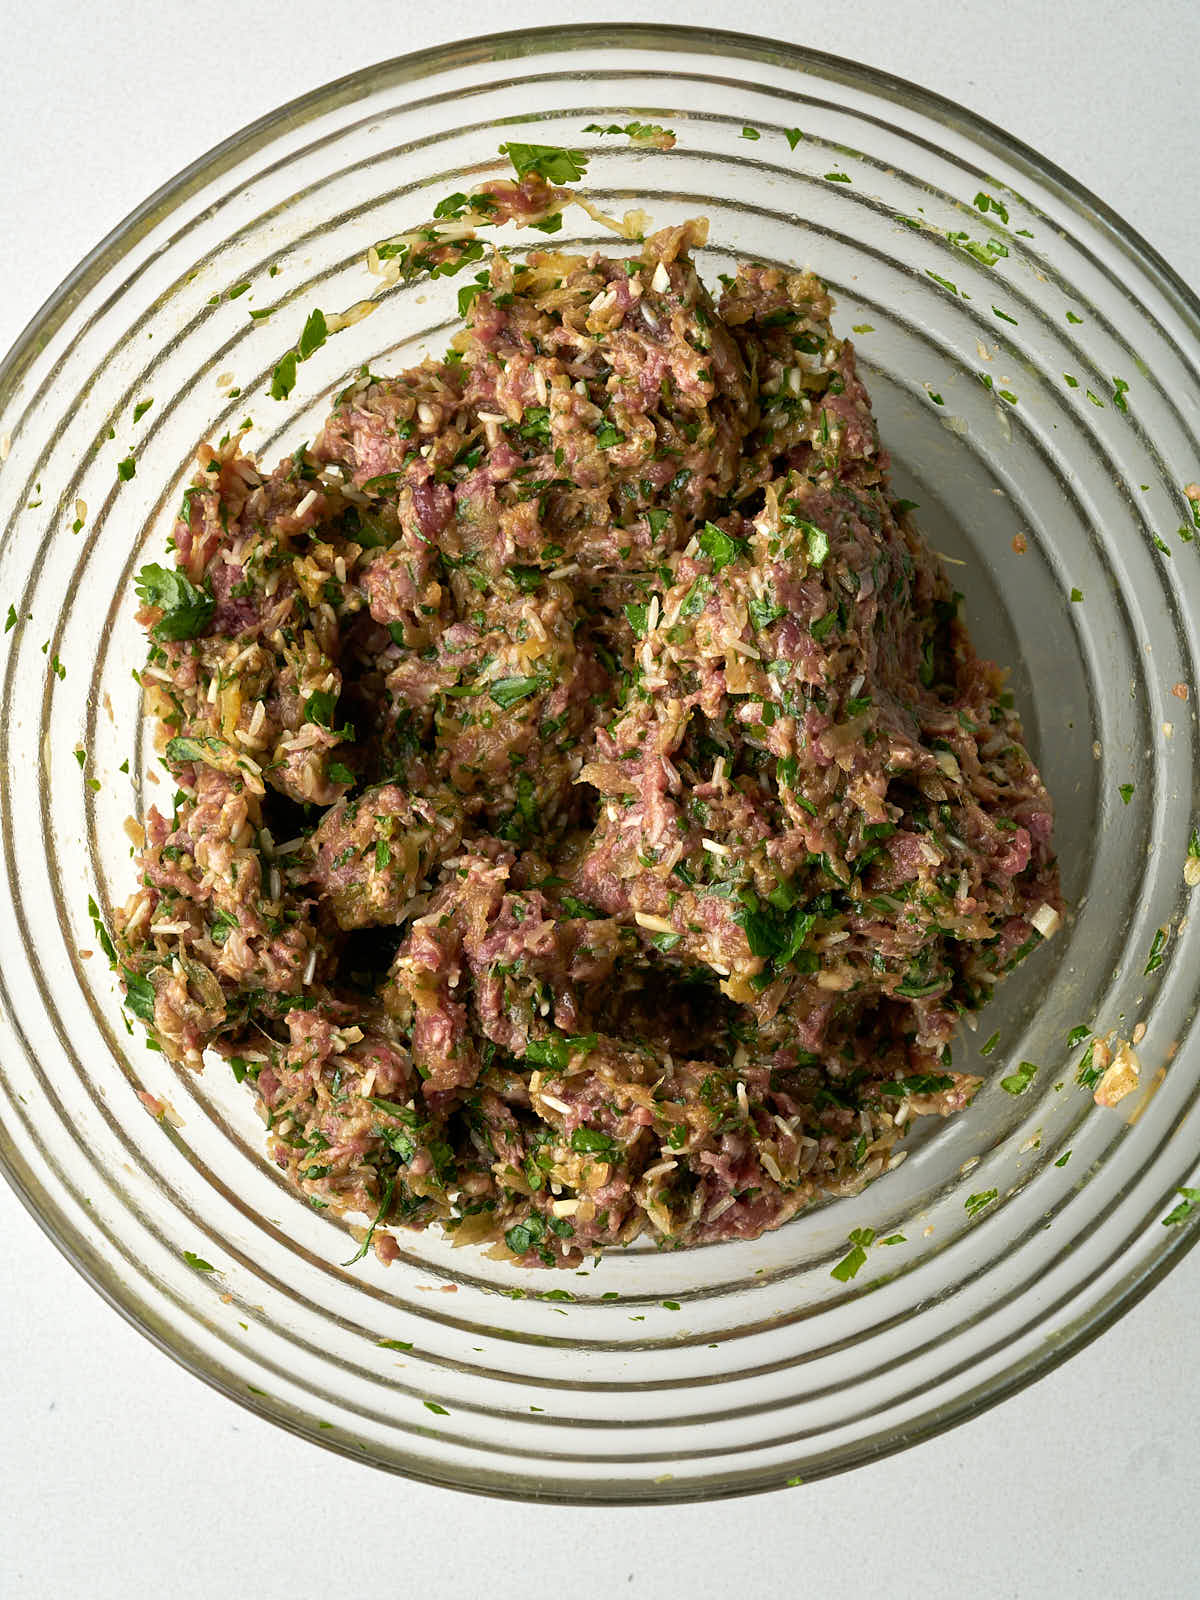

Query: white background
[1,3,1197,1596]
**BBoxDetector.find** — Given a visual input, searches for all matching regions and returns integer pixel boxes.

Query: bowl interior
[1,26,1198,1500]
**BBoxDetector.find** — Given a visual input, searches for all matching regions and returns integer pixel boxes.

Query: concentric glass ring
[1,25,1198,1500]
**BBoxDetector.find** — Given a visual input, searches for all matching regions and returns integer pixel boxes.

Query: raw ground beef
[116,196,1060,1269]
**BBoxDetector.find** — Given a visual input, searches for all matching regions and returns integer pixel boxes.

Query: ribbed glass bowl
[2,25,1199,1502]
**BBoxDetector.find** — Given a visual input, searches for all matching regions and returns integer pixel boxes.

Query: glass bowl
[2,24,1199,1502]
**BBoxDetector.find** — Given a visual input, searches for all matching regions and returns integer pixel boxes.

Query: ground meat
[306,784,463,929]
[115,201,1061,1270]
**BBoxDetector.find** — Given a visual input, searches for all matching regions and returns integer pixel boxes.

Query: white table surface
[2,3,1197,1596]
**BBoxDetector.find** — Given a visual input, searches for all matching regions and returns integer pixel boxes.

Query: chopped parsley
[1075,1043,1103,1091]
[183,1250,216,1272]
[270,349,298,400]
[298,308,328,360]
[133,564,214,642]
[926,270,959,296]
[1144,927,1167,975]
[698,521,745,571]
[499,142,587,183]
[342,1175,396,1265]
[1163,1188,1200,1225]
[1118,782,1135,805]
[583,121,674,144]
[830,1227,875,1282]
[1000,1060,1038,1095]
[964,1189,997,1217]
[972,192,1010,224]
[570,1127,618,1155]
[490,676,543,709]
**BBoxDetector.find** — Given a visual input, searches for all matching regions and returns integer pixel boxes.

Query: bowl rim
[3,21,1199,1500]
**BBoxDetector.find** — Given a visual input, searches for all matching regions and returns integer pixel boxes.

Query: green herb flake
[582,121,674,144]
[122,970,155,1021]
[926,270,959,296]
[1070,587,1084,602]
[741,126,761,141]
[303,689,337,728]
[698,521,745,571]
[965,1189,998,1217]
[1000,1060,1038,1095]
[183,1250,216,1272]
[1066,310,1083,325]
[661,1299,681,1311]
[270,349,298,401]
[117,455,136,482]
[1066,1024,1091,1049]
[851,323,874,333]
[298,308,328,361]
[1075,1042,1103,1090]
[1163,1187,1200,1225]
[423,1400,450,1416]
[1118,782,1135,805]
[490,675,543,709]
[979,1031,1000,1057]
[1055,1150,1072,1167]
[785,128,803,149]
[1112,376,1130,412]
[570,1126,618,1155]
[830,1226,875,1282]
[973,192,1010,224]
[5,604,17,633]
[499,142,587,183]
[624,601,649,637]
[1144,926,1167,974]
[86,894,118,965]
[881,1234,906,1245]
[992,306,1018,325]
[132,398,154,423]
[134,563,214,642]
[342,1175,395,1265]
[927,390,944,406]
[1064,374,1080,388]
[825,171,851,183]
